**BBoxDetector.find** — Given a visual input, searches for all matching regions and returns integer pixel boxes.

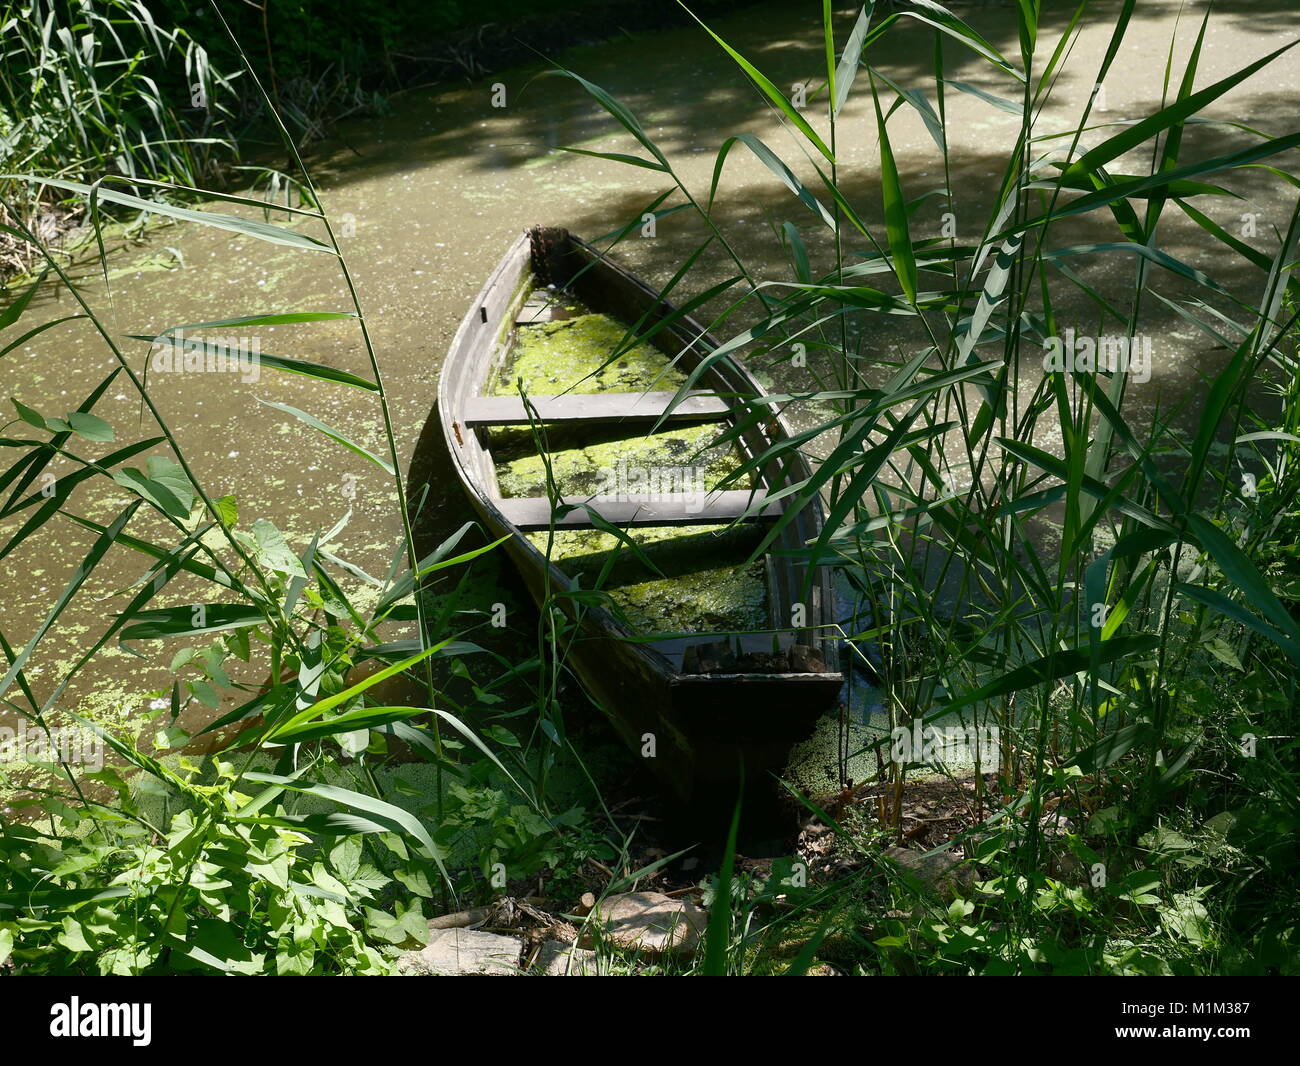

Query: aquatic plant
[0,0,247,277]
[0,7,608,975]
[551,0,1300,974]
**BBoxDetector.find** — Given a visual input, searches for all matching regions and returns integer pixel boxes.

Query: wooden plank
[439,233,532,491]
[495,490,781,531]
[462,391,730,427]
[516,301,558,325]
[652,633,795,671]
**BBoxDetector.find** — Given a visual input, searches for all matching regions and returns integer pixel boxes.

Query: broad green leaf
[119,603,265,640]
[112,456,194,518]
[64,411,114,442]
[248,518,307,578]
[11,399,48,430]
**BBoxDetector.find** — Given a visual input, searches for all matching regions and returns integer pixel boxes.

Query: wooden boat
[438,226,841,817]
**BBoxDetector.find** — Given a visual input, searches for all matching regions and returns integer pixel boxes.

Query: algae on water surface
[490,310,686,397]
[610,561,768,633]
[493,420,748,499]
[490,302,751,500]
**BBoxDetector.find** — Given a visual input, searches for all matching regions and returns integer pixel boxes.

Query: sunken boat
[438,226,841,813]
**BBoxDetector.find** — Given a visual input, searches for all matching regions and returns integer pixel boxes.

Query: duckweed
[525,525,768,633]
[609,562,768,633]
[490,309,686,397]
[491,298,750,500]
[493,421,747,499]
[493,295,770,633]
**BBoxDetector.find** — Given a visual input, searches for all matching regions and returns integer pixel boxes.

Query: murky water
[1,0,1295,788]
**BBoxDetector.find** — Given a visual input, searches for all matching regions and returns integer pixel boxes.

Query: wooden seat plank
[496,490,780,531]
[462,391,729,427]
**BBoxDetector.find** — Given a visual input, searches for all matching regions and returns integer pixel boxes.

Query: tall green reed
[0,0,242,275]
[544,0,1299,963]
[0,3,573,976]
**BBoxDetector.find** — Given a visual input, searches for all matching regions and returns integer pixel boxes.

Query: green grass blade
[872,80,918,304]
[254,398,394,474]
[4,175,335,253]
[0,502,140,700]
[681,3,835,162]
[1063,39,1296,183]
[702,791,742,975]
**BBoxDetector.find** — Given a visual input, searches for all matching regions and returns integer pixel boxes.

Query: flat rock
[586,891,706,956]
[884,847,973,899]
[397,927,523,976]
[536,940,601,976]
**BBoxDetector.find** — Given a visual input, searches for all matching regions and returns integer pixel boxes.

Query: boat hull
[437,228,842,815]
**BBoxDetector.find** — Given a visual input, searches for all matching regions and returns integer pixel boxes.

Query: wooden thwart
[516,303,558,325]
[462,391,730,427]
[495,490,782,531]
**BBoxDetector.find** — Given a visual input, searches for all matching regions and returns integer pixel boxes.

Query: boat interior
[446,233,834,676]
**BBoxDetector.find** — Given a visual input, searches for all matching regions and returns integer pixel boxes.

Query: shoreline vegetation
[1,0,1298,978]
[0,0,757,282]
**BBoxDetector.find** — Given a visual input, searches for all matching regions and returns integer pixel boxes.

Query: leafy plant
[541,0,1299,975]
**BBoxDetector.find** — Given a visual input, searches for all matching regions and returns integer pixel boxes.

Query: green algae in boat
[437,225,842,824]
[491,309,685,396]
[525,524,769,634]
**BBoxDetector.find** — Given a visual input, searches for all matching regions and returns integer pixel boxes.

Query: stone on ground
[884,847,973,899]
[536,940,601,976]
[397,927,523,975]
[586,891,707,956]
